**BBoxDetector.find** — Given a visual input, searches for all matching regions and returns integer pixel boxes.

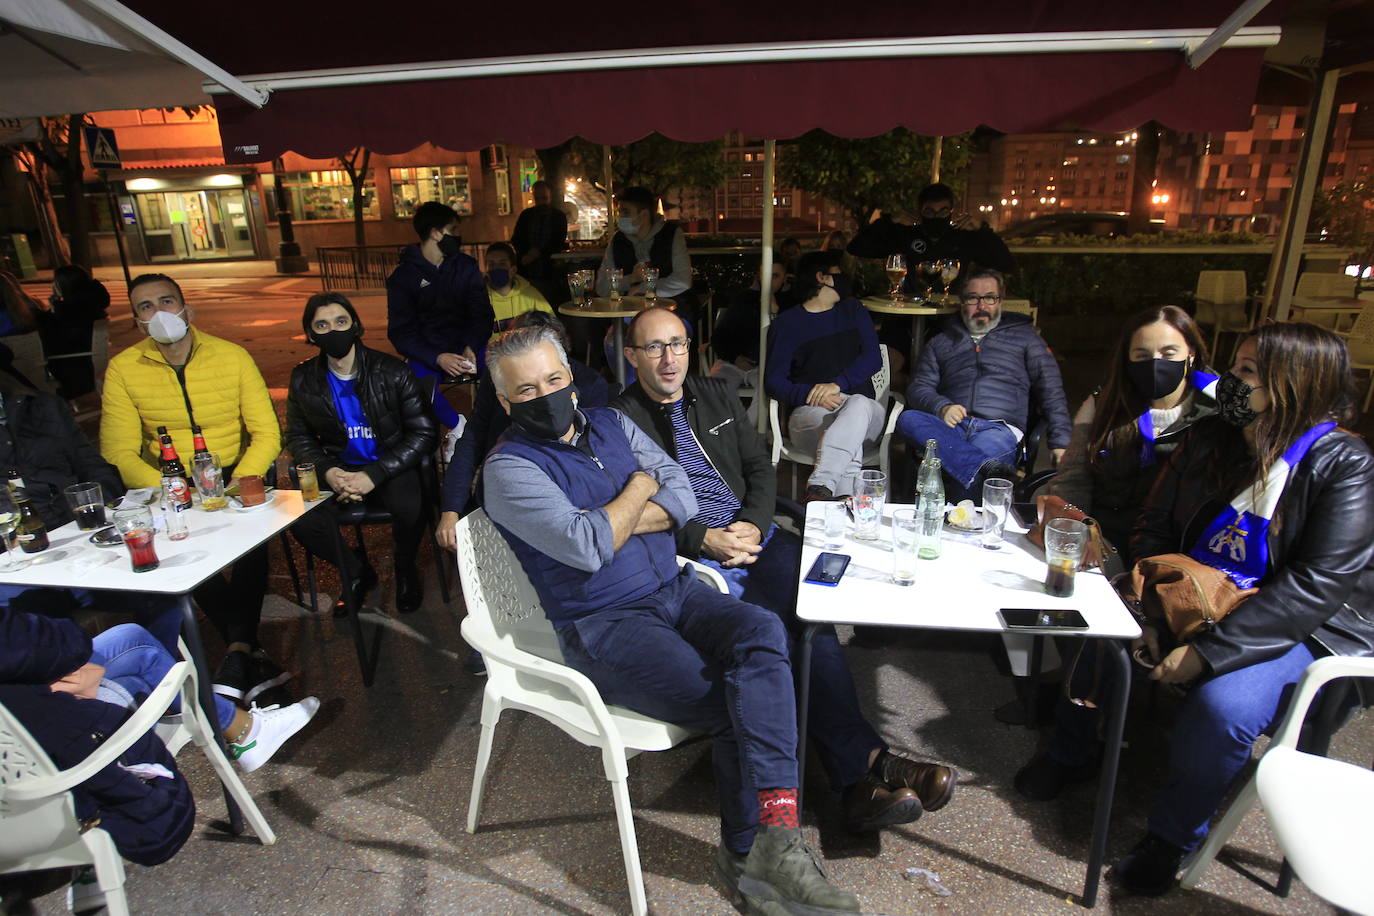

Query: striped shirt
[670,399,741,529]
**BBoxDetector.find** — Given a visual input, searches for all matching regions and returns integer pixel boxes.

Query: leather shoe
[841,774,922,833]
[1113,833,1185,896]
[333,563,377,618]
[876,752,957,812]
[396,566,424,614]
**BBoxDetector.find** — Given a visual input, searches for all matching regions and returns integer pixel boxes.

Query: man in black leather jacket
[614,306,959,834]
[287,293,437,614]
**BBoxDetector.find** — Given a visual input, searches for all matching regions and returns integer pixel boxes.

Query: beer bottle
[158,430,188,483]
[158,434,193,517]
[6,468,26,496]
[191,425,211,461]
[16,497,49,553]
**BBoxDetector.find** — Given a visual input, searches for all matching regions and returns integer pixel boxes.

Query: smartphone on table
[997,608,1089,630]
[804,552,851,586]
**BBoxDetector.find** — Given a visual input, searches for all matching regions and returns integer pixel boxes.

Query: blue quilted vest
[490,408,679,625]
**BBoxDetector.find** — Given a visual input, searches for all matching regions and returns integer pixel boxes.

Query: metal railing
[317,242,495,290]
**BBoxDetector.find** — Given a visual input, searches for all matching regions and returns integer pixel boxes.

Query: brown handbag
[1025,494,1115,572]
[1123,553,1257,643]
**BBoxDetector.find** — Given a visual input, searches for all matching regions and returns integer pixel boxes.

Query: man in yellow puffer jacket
[100,274,292,707]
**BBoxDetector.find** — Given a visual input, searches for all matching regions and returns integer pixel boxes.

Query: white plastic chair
[1179,655,1374,914]
[1192,270,1251,361]
[768,344,905,497]
[1336,301,1374,413]
[454,509,726,916]
[0,655,275,916]
[1001,298,1039,326]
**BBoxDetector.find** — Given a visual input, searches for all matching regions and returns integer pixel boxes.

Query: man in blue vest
[482,326,860,915]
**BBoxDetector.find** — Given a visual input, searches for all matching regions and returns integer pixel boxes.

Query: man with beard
[847,183,1016,294]
[897,268,1071,502]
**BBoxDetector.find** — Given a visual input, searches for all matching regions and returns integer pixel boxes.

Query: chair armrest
[678,555,729,594]
[1269,656,1374,752]
[768,399,783,466]
[882,392,905,438]
[3,662,190,802]
[1015,469,1058,504]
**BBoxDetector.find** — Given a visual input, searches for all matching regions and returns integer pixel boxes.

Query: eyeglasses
[961,294,1002,306]
[921,206,953,218]
[631,338,691,357]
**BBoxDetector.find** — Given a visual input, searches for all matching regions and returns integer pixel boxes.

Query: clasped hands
[806,383,843,410]
[703,521,763,568]
[325,467,376,503]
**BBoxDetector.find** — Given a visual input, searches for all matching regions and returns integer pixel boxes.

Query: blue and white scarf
[1136,369,1219,467]
[1188,421,1336,588]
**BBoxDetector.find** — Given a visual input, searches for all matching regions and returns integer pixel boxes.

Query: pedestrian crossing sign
[83,127,121,168]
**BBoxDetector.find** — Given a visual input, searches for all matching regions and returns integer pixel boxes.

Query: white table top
[0,490,328,596]
[796,502,1141,640]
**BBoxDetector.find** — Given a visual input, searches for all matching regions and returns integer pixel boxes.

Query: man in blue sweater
[482,326,859,915]
[385,201,494,430]
[765,251,885,500]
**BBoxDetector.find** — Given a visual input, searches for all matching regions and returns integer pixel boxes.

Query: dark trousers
[191,543,268,648]
[290,468,426,577]
[555,570,798,855]
[698,526,884,791]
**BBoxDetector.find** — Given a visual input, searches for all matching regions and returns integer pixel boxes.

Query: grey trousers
[788,394,885,496]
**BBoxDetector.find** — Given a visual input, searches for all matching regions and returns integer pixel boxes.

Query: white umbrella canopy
[0,0,263,119]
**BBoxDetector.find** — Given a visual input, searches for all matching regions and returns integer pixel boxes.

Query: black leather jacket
[285,344,437,486]
[612,376,775,558]
[1134,416,1374,676]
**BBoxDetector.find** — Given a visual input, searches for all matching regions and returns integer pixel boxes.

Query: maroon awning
[124,0,1288,162]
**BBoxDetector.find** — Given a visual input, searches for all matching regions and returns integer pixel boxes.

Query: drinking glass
[1044,518,1089,597]
[567,273,586,307]
[892,508,919,586]
[642,266,660,303]
[884,254,907,303]
[823,502,847,550]
[64,481,106,530]
[296,462,321,502]
[113,505,159,573]
[920,260,942,297]
[578,269,596,307]
[981,477,1013,550]
[0,489,27,571]
[193,453,226,511]
[939,258,962,300]
[853,470,886,540]
[608,267,624,302]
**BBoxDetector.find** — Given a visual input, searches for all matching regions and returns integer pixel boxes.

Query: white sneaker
[443,416,466,462]
[67,866,105,914]
[230,697,320,773]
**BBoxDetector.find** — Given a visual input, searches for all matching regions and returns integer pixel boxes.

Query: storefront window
[266,169,378,222]
[494,166,512,215]
[389,165,472,217]
[518,158,539,195]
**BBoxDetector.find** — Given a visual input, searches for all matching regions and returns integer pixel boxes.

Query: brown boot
[841,774,923,833]
[876,751,958,812]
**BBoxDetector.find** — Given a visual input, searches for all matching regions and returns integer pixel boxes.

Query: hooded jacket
[386,243,495,368]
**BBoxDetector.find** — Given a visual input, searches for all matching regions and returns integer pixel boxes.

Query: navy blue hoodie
[385,243,495,369]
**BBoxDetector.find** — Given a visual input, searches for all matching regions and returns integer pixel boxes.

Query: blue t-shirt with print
[326,372,379,465]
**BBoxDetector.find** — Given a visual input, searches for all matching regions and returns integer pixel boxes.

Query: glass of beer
[608,267,624,302]
[1044,518,1089,597]
[642,266,660,303]
[885,254,907,303]
[296,462,321,502]
[64,481,106,530]
[113,505,159,573]
[193,454,226,511]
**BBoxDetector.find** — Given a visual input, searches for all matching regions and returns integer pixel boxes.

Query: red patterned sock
[757,788,800,829]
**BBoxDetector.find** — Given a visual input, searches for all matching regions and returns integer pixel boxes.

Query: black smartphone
[804,552,851,586]
[1011,501,1037,529]
[998,608,1089,630]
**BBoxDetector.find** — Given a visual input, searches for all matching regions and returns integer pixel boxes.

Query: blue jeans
[555,569,797,855]
[1050,640,1316,851]
[406,358,465,429]
[697,526,884,791]
[896,409,1018,501]
[91,623,236,732]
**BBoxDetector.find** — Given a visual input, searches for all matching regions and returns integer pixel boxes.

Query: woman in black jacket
[1044,305,1216,563]
[1018,322,1374,896]
[38,264,109,399]
[286,292,437,614]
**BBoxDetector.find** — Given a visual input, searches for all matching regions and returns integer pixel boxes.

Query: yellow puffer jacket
[488,276,552,342]
[100,329,281,488]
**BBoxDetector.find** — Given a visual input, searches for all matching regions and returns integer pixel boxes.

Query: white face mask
[617,216,639,235]
[143,308,189,344]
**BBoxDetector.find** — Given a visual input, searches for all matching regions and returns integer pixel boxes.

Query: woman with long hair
[1045,305,1216,563]
[1018,322,1374,897]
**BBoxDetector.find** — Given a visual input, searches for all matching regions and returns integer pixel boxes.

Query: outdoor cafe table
[794,501,1140,908]
[557,296,677,388]
[0,489,331,834]
[1289,296,1366,333]
[861,296,957,363]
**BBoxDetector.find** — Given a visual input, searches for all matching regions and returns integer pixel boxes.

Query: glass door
[211,190,256,257]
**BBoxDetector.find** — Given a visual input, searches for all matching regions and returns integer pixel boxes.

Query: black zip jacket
[1134,416,1374,675]
[612,376,775,558]
[285,344,437,487]
[0,389,122,529]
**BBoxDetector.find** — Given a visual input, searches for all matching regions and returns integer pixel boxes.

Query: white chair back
[455,507,565,663]
[0,704,73,862]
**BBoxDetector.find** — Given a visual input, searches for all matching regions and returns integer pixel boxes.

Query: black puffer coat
[0,388,122,529]
[285,344,437,486]
[1135,416,1374,676]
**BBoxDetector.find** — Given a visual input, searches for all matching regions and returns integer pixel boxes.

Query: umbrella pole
[757,139,776,434]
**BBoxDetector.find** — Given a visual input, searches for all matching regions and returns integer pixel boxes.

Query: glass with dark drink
[113,505,159,573]
[64,481,106,530]
[1043,518,1088,597]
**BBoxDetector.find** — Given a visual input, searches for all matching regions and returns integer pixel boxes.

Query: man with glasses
[847,183,1016,293]
[897,268,1071,502]
[615,306,957,835]
[765,251,885,502]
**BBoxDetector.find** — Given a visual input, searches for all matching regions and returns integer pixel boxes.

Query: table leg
[1025,635,1045,729]
[1081,639,1131,907]
[612,319,627,389]
[795,623,819,810]
[910,314,930,366]
[178,594,245,835]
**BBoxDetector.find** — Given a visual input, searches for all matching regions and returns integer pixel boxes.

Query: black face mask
[827,275,852,300]
[509,384,578,440]
[437,234,463,258]
[921,216,952,238]
[1126,357,1188,400]
[1216,372,1262,427]
[314,327,358,360]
